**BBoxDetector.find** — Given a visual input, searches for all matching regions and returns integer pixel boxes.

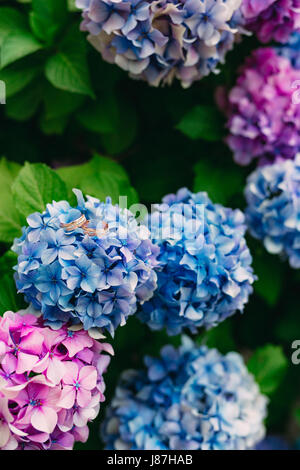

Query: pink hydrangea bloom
[0,310,113,450]
[217,47,300,166]
[241,0,300,43]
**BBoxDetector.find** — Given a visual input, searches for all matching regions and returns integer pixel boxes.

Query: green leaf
[0,61,41,97]
[99,98,138,155]
[57,154,139,205]
[0,157,23,243]
[30,0,68,43]
[39,114,69,135]
[198,320,236,355]
[12,162,68,217]
[77,93,119,134]
[1,31,42,69]
[45,24,94,97]
[176,105,224,141]
[193,159,244,205]
[252,251,284,306]
[43,84,85,120]
[247,345,288,396]
[0,273,24,315]
[0,8,28,46]
[294,407,300,427]
[6,80,43,121]
[67,0,79,11]
[0,251,18,275]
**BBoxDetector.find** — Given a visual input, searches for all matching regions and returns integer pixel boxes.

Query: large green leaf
[43,83,85,120]
[0,8,28,46]
[45,24,94,97]
[176,105,224,141]
[0,273,24,315]
[252,249,285,307]
[194,159,244,205]
[12,162,68,217]
[77,93,119,134]
[0,61,41,97]
[0,157,23,243]
[1,31,42,69]
[247,344,288,396]
[6,80,43,121]
[57,154,139,205]
[30,0,68,43]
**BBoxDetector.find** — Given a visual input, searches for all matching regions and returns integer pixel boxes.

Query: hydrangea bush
[138,188,255,335]
[12,190,159,336]
[0,309,113,450]
[217,47,300,166]
[245,156,300,269]
[76,0,245,87]
[102,337,268,450]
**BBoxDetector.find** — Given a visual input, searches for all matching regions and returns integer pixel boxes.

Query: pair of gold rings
[60,214,107,237]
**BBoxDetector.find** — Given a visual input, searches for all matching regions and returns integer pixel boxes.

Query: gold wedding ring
[61,214,109,237]
[61,214,87,232]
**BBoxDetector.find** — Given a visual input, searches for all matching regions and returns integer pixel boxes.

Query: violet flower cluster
[138,188,255,336]
[245,155,300,269]
[76,0,244,87]
[12,190,159,336]
[102,337,267,450]
[0,310,113,450]
[240,0,300,44]
[218,47,300,166]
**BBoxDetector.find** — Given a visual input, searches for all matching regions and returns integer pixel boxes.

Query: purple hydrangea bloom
[138,188,256,336]
[217,47,300,166]
[102,337,268,450]
[12,190,159,336]
[245,156,300,269]
[76,0,244,87]
[241,0,300,44]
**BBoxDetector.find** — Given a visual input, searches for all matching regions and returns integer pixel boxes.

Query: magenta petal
[46,357,66,385]
[78,366,97,390]
[31,406,57,434]
[76,388,92,408]
[20,330,44,354]
[58,386,76,409]
[16,352,39,374]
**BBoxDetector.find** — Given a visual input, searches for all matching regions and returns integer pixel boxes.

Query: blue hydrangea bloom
[138,188,256,336]
[245,156,300,269]
[102,337,267,450]
[277,32,300,69]
[12,190,159,335]
[76,0,244,87]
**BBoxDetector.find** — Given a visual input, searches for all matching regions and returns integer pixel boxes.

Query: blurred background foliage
[0,0,299,450]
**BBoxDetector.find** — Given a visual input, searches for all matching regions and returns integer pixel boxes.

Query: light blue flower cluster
[76,0,244,87]
[102,337,267,450]
[12,190,159,335]
[245,156,300,269]
[138,188,256,336]
[277,32,300,69]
